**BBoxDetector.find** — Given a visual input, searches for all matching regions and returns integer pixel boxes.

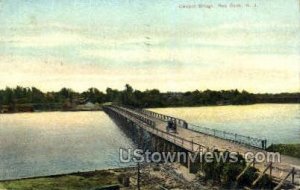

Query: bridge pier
[188,153,201,174]
[150,134,156,152]
[158,138,165,153]
[104,106,203,175]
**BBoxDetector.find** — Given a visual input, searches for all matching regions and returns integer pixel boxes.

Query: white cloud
[0,20,299,93]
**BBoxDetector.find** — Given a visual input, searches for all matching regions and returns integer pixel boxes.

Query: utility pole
[137,126,142,190]
[137,162,141,190]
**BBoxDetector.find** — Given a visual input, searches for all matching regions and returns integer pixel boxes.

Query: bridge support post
[151,135,156,152]
[156,137,162,153]
[178,149,188,168]
[163,140,167,152]
[138,127,144,149]
[170,144,176,153]
[188,153,200,174]
[167,142,172,153]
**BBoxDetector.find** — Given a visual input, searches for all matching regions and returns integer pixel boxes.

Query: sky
[0,0,299,93]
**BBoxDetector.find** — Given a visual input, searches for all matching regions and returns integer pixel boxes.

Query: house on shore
[75,101,101,111]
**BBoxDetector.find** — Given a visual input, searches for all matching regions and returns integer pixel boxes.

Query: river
[0,104,299,180]
[0,111,135,180]
[150,104,300,144]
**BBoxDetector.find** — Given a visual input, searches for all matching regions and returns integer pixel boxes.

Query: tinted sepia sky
[0,0,299,93]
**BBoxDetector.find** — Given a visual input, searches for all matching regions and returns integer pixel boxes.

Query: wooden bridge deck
[105,105,300,187]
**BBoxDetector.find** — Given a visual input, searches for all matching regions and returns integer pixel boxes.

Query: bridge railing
[110,105,156,128]
[114,106,267,150]
[135,108,188,129]
[188,123,267,149]
[150,126,205,152]
[138,108,267,149]
[105,106,206,153]
[137,107,267,149]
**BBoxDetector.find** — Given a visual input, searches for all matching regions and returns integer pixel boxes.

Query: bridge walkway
[107,105,300,186]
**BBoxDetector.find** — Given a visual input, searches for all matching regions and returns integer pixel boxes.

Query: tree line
[0,84,299,112]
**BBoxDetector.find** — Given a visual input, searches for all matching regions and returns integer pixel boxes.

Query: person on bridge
[173,119,177,131]
[183,121,188,129]
[167,120,177,133]
[167,120,172,132]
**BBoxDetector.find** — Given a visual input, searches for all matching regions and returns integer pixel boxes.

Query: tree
[31,87,45,103]
[106,88,120,102]
[83,88,105,103]
[120,84,136,106]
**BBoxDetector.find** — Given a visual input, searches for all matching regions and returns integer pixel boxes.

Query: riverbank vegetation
[0,84,299,113]
[0,168,132,190]
[0,155,276,190]
[267,144,300,158]
[199,150,274,189]
[0,165,212,190]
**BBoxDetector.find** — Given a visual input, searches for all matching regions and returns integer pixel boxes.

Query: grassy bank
[267,144,300,158]
[0,168,133,190]
[0,160,280,190]
[0,164,199,190]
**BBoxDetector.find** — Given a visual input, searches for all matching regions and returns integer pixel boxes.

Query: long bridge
[103,105,300,189]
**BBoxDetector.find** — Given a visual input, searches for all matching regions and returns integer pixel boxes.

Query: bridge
[103,105,300,189]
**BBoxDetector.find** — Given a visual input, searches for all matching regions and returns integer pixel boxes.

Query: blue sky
[0,0,299,92]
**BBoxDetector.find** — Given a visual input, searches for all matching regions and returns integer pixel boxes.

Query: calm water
[151,104,300,144]
[0,111,135,180]
[0,104,299,180]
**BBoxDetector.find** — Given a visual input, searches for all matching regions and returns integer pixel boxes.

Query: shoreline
[146,102,300,109]
[0,109,103,114]
[0,102,298,114]
[0,167,136,190]
[0,163,216,190]
[0,166,136,182]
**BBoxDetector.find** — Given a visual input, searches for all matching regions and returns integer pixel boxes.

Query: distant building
[1,107,8,113]
[75,101,101,111]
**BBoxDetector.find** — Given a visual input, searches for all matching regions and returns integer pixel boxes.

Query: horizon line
[0,85,299,95]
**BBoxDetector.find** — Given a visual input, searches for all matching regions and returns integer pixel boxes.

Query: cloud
[0,18,298,93]
[0,52,298,93]
[0,32,86,47]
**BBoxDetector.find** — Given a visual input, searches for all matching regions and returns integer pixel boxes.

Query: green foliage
[202,150,245,185]
[200,151,274,189]
[256,93,300,103]
[267,144,300,158]
[82,88,105,103]
[0,84,298,112]
[105,88,120,102]
[238,167,258,186]
[0,170,121,190]
[117,85,258,108]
